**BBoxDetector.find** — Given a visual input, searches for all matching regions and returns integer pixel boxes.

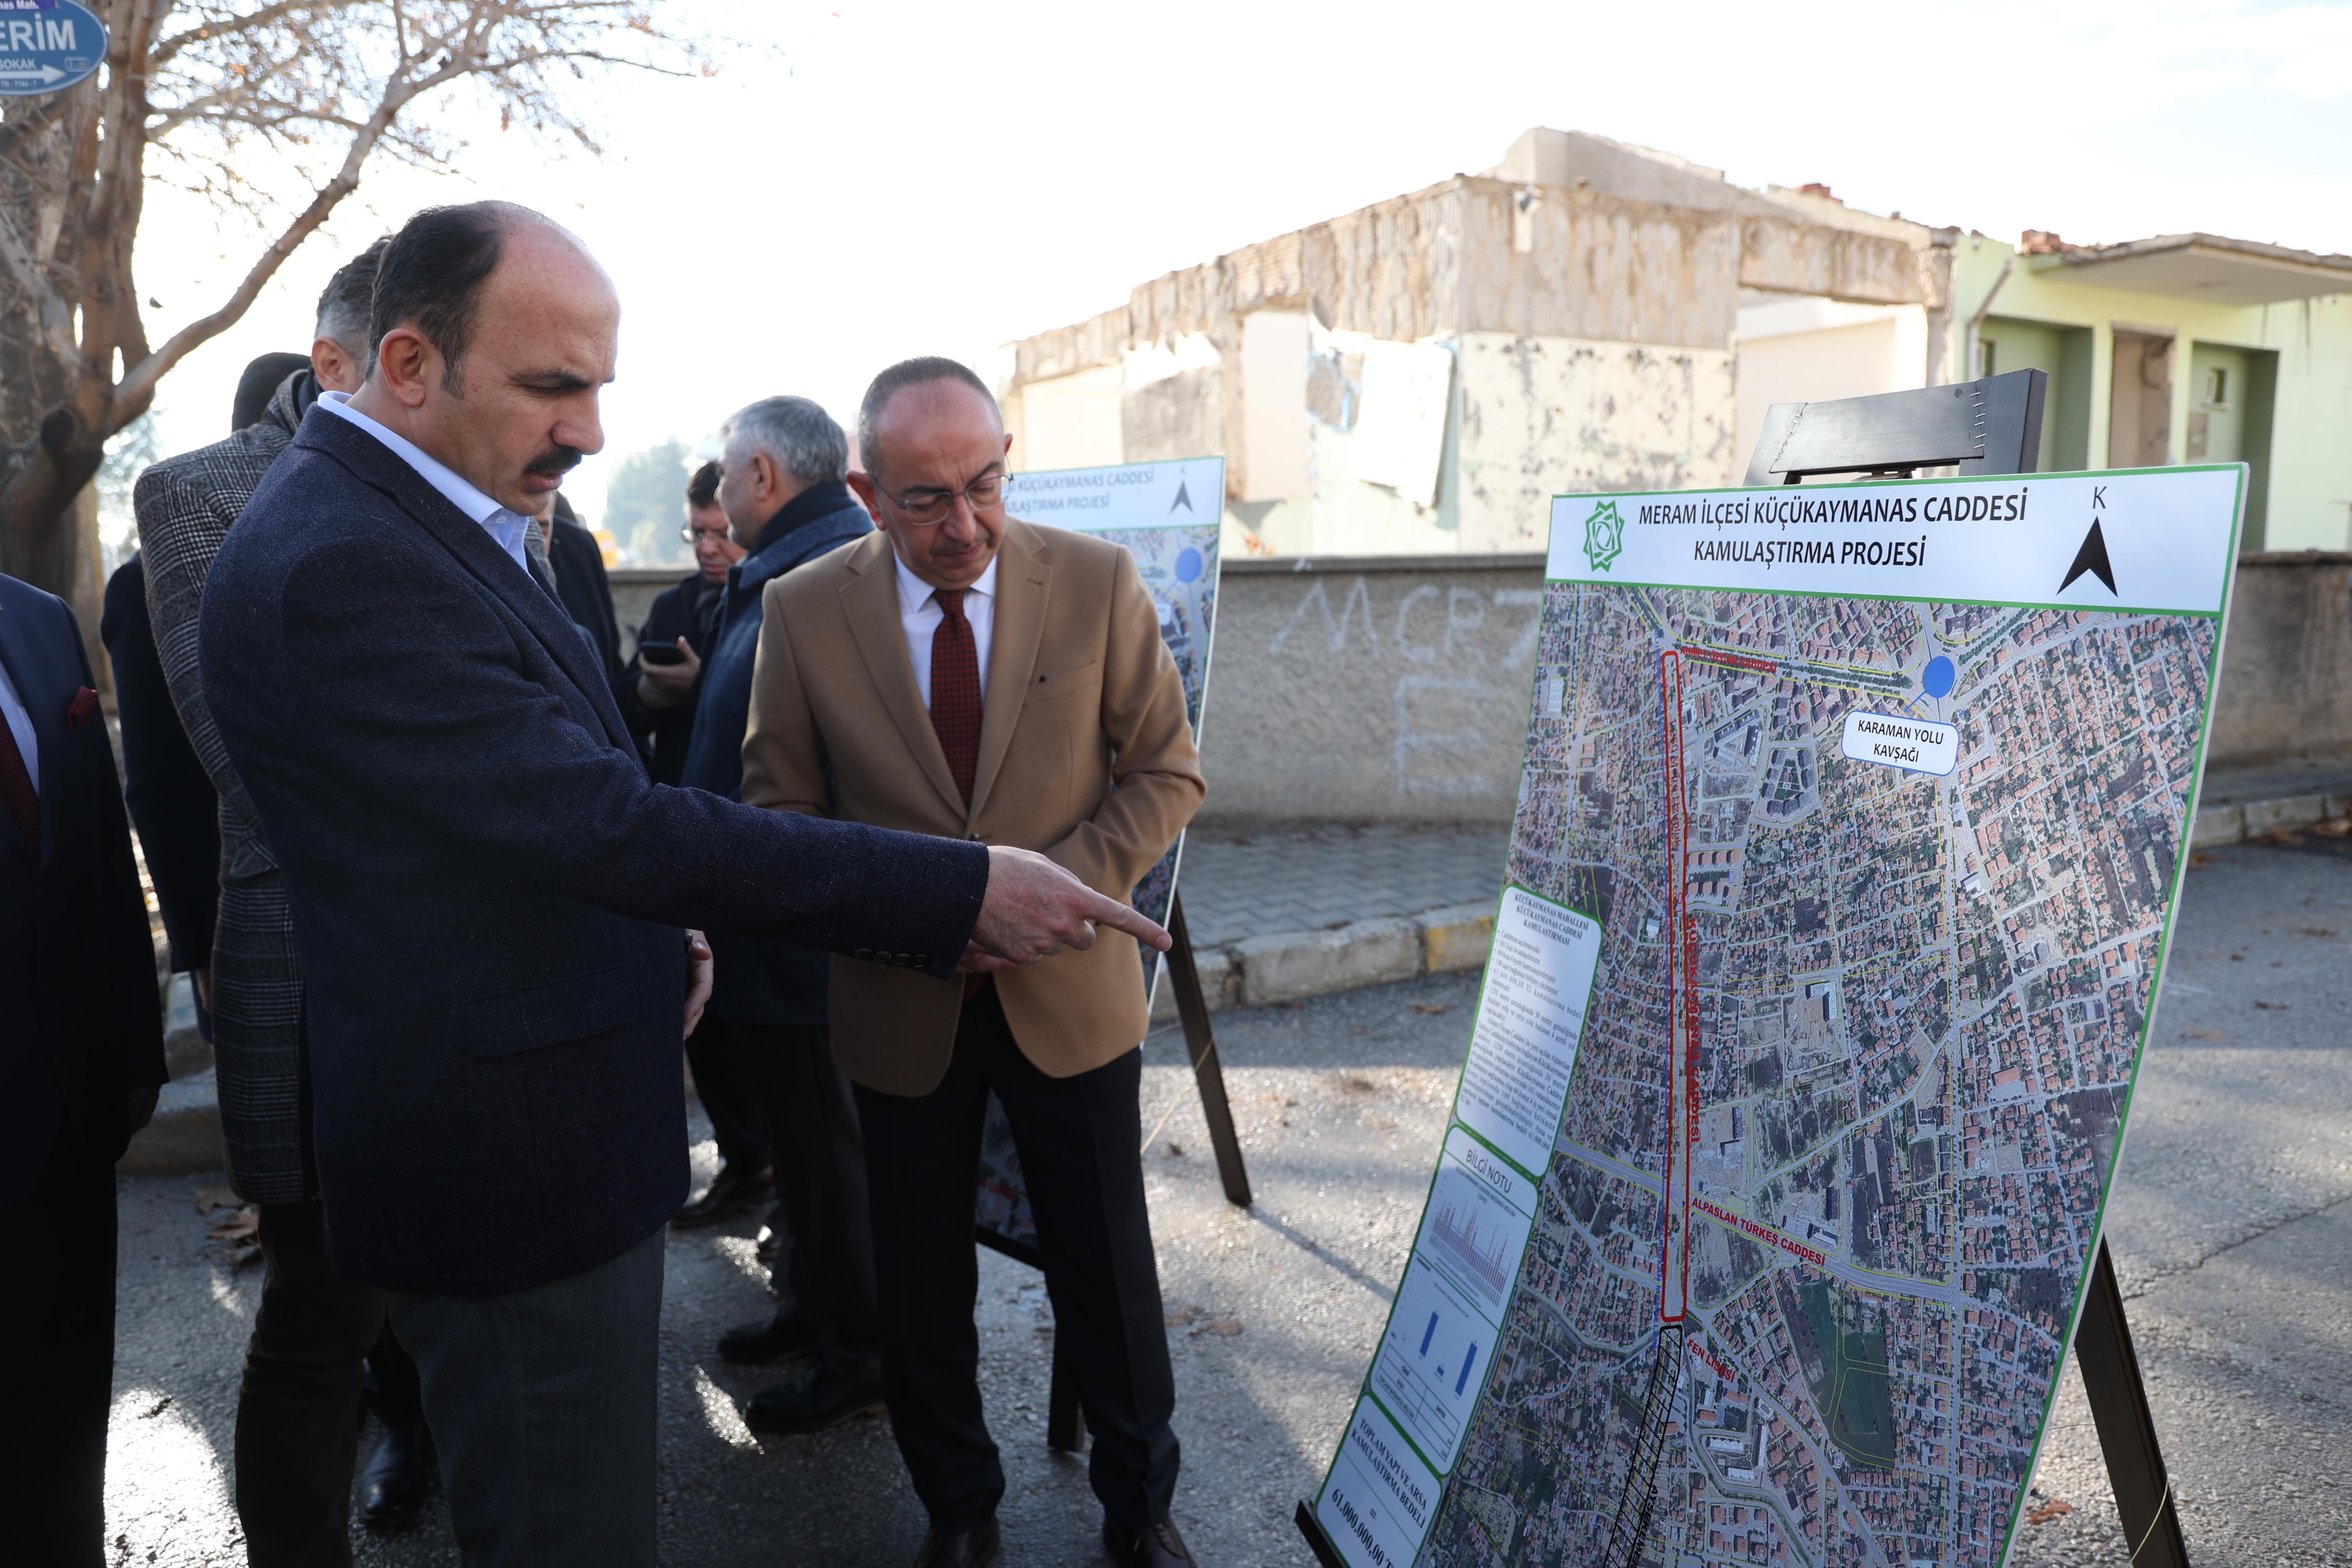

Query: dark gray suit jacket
[136,369,313,1201]
[199,407,986,1294]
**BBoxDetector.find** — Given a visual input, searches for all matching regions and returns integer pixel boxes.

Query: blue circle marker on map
[1923,655,1956,698]
[1175,547,1203,583]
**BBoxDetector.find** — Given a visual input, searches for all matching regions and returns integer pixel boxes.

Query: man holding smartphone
[626,460,741,788]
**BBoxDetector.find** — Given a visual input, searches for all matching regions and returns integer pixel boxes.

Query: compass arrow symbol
[2058,519,2117,597]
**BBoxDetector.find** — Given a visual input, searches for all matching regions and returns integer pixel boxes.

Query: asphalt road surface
[100,842,2350,1566]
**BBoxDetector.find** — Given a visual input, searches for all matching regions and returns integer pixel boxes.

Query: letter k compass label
[2058,519,2117,597]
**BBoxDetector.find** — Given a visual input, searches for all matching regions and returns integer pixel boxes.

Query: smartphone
[640,645,688,666]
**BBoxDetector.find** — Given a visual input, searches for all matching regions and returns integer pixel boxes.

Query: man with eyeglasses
[624,460,743,786]
[741,357,1206,1568]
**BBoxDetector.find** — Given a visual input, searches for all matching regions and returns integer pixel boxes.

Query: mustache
[527,446,583,478]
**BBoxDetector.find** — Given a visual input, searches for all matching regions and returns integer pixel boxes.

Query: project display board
[1311,467,2242,1568]
[973,457,1225,1260]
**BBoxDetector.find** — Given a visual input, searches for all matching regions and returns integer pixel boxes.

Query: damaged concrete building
[1001,127,2352,557]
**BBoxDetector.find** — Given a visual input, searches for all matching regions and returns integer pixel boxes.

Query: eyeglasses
[678,522,733,544]
[870,469,1010,527]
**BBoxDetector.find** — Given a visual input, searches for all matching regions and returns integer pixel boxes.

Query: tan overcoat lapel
[840,540,966,819]
[969,521,1051,823]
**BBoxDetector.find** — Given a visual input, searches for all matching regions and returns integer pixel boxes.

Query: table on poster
[1310,465,2243,1568]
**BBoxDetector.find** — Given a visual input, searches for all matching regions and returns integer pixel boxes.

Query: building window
[1976,339,1996,378]
[2204,365,2229,408]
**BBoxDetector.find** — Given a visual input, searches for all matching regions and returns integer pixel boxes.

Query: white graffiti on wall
[1269,575,1544,799]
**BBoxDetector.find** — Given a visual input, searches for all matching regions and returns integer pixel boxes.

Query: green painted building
[1957,232,2352,551]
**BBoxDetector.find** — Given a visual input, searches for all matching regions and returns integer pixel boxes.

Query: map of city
[1310,468,2242,1568]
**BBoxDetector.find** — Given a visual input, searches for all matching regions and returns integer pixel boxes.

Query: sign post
[1302,448,2237,1568]
[0,1,106,98]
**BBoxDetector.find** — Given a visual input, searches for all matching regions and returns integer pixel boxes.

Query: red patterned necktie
[929,588,983,806]
[0,714,36,855]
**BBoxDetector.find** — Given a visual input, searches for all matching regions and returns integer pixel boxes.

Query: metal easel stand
[1048,888,1254,1455]
[2076,1239,2190,1567]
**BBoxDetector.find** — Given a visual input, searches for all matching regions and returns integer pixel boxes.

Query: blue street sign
[0,0,105,98]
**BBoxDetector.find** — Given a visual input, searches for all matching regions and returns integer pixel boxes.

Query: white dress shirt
[317,392,533,575]
[0,654,36,795]
[894,551,999,708]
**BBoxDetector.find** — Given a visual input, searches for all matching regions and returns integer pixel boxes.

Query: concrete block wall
[1193,556,1547,826]
[2205,552,2352,772]
[625,549,2352,829]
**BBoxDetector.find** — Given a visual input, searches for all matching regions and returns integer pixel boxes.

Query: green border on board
[1543,465,2246,621]
[1310,463,2246,1568]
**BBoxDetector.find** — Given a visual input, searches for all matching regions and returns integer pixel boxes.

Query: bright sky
[127,0,2352,539]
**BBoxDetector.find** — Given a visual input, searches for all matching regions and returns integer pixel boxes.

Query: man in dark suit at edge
[197,200,1165,1568]
[0,569,165,1566]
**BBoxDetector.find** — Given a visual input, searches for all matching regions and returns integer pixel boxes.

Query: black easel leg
[1295,1500,1350,1568]
[1167,891,1251,1207]
[2073,1238,2190,1567]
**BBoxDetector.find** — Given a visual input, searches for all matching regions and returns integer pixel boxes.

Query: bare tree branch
[0,0,711,597]
[114,3,694,407]
[150,0,335,70]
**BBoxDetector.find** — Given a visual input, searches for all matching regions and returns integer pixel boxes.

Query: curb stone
[1150,900,1499,1021]
[2191,793,2352,849]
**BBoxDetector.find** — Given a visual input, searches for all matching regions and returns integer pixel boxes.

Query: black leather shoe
[673,1163,775,1228]
[741,1365,888,1435]
[718,1308,820,1366]
[912,1516,1000,1567]
[1104,1516,1196,1567]
[356,1417,435,1530]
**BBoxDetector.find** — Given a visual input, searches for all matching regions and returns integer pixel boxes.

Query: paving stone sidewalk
[1149,823,1512,1019]
[1175,823,1509,949]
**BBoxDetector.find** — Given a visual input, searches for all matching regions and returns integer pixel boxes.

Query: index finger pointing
[1085,890,1171,953]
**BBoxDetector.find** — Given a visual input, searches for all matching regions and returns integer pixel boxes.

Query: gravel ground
[99,841,2352,1564]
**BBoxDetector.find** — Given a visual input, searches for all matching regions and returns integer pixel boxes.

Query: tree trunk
[0,384,114,602]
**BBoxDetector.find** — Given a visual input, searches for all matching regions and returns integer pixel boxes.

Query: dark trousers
[0,1125,115,1568]
[238,1200,426,1568]
[722,1018,879,1376]
[686,1021,770,1177]
[389,1228,665,1568]
[856,987,1178,1532]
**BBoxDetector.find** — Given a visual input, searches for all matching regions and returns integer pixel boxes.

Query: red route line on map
[1657,650,1693,1325]
[1683,648,1777,674]
[1657,643,1780,1328]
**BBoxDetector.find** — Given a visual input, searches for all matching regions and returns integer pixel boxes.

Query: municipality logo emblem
[1583,500,1625,572]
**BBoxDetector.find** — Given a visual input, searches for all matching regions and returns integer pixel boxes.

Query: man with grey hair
[678,395,891,1433]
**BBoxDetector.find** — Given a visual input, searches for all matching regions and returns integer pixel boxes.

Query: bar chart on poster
[1309,466,2243,1568]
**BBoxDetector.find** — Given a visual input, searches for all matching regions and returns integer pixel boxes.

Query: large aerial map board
[1312,466,2243,1568]
[972,456,1225,1261]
